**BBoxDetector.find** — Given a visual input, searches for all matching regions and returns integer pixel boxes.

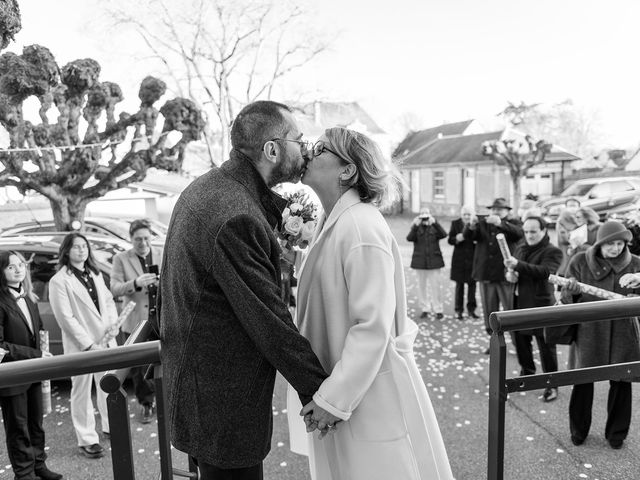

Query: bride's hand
[300,400,342,438]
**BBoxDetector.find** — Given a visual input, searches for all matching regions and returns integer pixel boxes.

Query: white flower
[282,207,290,221]
[300,220,316,241]
[289,202,303,213]
[284,215,304,236]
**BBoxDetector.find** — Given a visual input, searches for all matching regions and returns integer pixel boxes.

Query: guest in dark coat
[407,208,447,319]
[464,198,523,341]
[561,221,640,449]
[448,206,478,320]
[503,217,563,402]
[0,251,62,480]
[158,101,329,480]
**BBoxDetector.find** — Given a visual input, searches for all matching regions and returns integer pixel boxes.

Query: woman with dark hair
[49,232,118,459]
[561,221,640,449]
[0,251,62,480]
[288,127,453,479]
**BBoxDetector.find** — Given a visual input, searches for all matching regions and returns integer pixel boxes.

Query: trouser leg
[454,282,464,313]
[416,270,429,313]
[26,383,46,469]
[534,334,558,373]
[122,332,155,406]
[512,332,536,375]
[93,371,110,434]
[467,280,477,312]
[425,269,443,313]
[569,382,594,440]
[0,390,37,479]
[197,459,263,480]
[605,381,632,442]
[479,281,499,334]
[70,373,99,446]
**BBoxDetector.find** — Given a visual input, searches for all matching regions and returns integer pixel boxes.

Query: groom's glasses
[270,138,312,158]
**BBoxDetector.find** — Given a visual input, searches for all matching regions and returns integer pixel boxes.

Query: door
[463,168,476,208]
[410,170,420,213]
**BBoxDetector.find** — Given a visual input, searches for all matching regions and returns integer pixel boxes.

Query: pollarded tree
[0,44,205,230]
[482,136,552,213]
[0,0,21,51]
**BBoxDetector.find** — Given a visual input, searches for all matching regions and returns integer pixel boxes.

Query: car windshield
[562,183,596,197]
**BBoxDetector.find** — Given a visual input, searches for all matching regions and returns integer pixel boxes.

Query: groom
[159,100,335,480]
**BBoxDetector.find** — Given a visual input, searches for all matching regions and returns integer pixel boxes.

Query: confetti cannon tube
[99,301,137,348]
[496,233,518,283]
[39,331,52,414]
[548,274,625,300]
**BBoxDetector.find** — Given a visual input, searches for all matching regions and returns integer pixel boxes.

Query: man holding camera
[464,198,523,351]
[110,219,163,424]
[407,208,447,319]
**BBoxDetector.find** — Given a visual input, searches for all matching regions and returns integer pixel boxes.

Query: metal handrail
[487,296,640,480]
[0,342,160,388]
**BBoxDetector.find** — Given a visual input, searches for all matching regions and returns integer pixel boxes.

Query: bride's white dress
[287,190,453,480]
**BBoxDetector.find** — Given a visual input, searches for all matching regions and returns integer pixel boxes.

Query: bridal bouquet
[277,190,318,253]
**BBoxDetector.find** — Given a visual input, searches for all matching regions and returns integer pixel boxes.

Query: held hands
[620,273,640,289]
[300,400,342,439]
[455,233,464,243]
[136,273,158,288]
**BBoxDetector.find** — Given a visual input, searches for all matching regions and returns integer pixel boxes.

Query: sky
[11,0,640,148]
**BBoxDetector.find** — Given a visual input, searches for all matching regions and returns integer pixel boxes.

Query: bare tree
[482,136,552,212]
[0,44,204,230]
[104,0,331,165]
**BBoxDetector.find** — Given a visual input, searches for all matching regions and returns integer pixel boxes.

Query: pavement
[0,214,639,479]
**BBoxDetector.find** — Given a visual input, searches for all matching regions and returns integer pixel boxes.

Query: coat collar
[62,267,103,317]
[299,188,361,277]
[4,293,37,333]
[221,150,288,229]
[585,245,632,281]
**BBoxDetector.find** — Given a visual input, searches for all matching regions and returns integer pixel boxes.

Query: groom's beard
[268,150,304,186]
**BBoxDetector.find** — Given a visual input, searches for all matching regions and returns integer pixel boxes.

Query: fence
[0,320,197,479]
[487,296,640,480]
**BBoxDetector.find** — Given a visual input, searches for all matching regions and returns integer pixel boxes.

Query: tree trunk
[49,195,89,231]
[511,176,521,214]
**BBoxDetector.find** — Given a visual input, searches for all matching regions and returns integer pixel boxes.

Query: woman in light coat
[288,127,453,480]
[49,232,118,459]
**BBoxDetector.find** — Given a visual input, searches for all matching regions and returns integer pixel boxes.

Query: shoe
[541,387,558,402]
[141,403,155,424]
[419,311,428,319]
[571,435,585,446]
[468,311,480,319]
[436,313,444,320]
[456,312,463,320]
[483,347,490,355]
[609,438,624,449]
[79,443,104,458]
[35,466,63,480]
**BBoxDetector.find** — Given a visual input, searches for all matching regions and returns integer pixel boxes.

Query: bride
[287,127,453,480]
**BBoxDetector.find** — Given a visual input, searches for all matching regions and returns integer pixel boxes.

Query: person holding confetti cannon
[560,220,640,449]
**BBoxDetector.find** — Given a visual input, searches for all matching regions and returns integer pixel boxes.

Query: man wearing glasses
[159,100,331,480]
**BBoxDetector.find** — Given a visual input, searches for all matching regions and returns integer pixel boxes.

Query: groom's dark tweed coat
[158,152,328,468]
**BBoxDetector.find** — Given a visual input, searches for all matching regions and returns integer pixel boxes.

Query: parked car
[0,216,167,246]
[537,176,640,225]
[0,232,130,355]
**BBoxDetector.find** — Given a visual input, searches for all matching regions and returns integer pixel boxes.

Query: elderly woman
[561,221,640,449]
[289,127,453,479]
[448,205,478,320]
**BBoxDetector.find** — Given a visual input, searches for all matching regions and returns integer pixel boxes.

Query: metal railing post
[155,364,173,479]
[487,327,507,480]
[107,387,136,480]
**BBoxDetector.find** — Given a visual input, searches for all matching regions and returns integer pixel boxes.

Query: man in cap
[464,197,523,353]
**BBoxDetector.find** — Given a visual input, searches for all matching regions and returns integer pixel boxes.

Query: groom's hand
[300,400,342,438]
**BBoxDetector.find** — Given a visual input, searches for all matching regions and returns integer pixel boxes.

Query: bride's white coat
[287,189,453,480]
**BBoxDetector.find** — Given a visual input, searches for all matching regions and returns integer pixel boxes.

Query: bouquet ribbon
[548,274,625,300]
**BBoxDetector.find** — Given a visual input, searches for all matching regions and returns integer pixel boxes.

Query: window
[433,171,445,198]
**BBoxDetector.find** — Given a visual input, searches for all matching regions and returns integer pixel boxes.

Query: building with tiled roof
[394,121,581,216]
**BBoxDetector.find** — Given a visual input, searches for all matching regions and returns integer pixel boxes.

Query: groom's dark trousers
[197,459,263,480]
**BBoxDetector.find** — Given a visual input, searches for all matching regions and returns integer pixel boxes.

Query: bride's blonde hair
[324,127,403,209]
